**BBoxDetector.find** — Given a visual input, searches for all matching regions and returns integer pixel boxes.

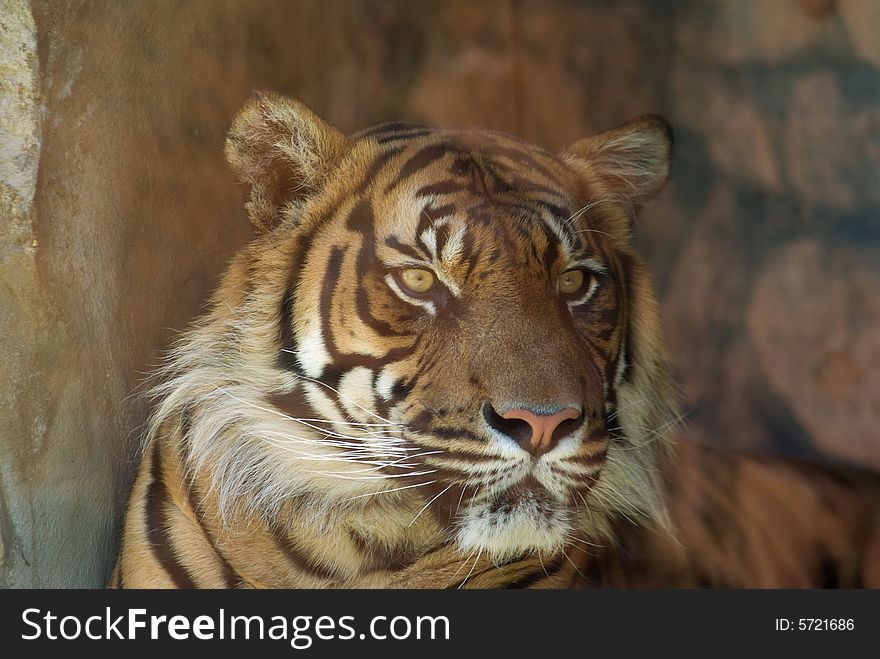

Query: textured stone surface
[512,1,671,149]
[0,0,301,587]
[670,67,782,190]
[3,0,879,586]
[784,71,880,210]
[640,0,880,471]
[1,0,45,584]
[840,0,880,68]
[404,0,520,134]
[749,240,880,469]
[673,0,841,64]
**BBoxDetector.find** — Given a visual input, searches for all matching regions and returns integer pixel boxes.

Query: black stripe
[277,146,406,373]
[270,523,339,582]
[182,471,242,589]
[461,231,478,283]
[386,143,450,192]
[276,224,326,374]
[422,448,499,464]
[349,200,411,338]
[483,144,561,182]
[376,129,433,144]
[421,202,455,224]
[385,236,424,261]
[266,385,322,422]
[320,246,348,369]
[414,180,467,198]
[278,294,304,373]
[616,251,636,384]
[145,444,197,589]
[414,203,437,256]
[537,219,560,271]
[113,562,123,589]
[569,447,607,465]
[430,427,485,442]
[361,146,405,188]
[417,202,456,259]
[507,556,565,589]
[348,529,420,572]
[355,121,430,139]
[320,245,417,377]
[506,176,564,199]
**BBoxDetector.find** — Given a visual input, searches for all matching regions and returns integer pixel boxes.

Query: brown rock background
[1,0,878,586]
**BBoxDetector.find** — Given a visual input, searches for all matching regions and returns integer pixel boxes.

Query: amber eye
[558,269,585,295]
[399,268,436,294]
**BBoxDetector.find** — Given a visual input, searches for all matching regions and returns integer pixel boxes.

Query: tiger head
[161,93,679,563]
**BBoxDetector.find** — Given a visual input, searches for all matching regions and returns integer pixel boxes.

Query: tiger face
[183,93,678,564]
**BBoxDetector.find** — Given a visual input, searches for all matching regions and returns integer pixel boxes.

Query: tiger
[110,92,880,588]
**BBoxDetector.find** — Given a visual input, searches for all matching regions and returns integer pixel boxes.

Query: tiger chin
[111,91,682,589]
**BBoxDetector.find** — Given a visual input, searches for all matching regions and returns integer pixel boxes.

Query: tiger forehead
[371,192,589,282]
[356,122,563,163]
[355,124,574,194]
[347,125,595,274]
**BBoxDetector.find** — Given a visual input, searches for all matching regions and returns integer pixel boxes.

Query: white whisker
[338,480,437,503]
[303,469,437,481]
[446,548,478,589]
[217,386,407,444]
[561,547,587,581]
[408,484,455,528]
[458,550,483,589]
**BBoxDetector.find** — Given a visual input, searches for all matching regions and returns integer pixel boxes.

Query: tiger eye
[558,269,585,295]
[399,268,436,294]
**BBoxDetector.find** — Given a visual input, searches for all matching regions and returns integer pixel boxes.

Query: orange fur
[112,94,879,589]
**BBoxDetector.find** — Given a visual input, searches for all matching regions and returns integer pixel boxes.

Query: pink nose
[501,407,583,457]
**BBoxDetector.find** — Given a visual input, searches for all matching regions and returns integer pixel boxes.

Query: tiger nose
[482,403,584,457]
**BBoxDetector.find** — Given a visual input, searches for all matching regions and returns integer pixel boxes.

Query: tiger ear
[224,92,349,233]
[563,114,672,207]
